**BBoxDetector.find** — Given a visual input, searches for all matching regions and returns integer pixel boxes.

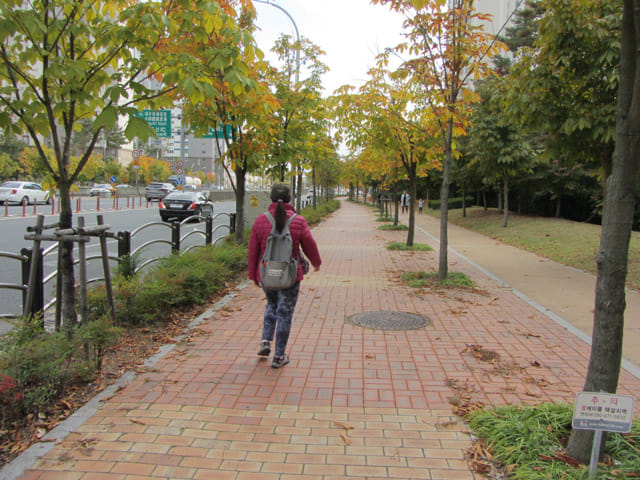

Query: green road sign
[134,109,172,138]
[202,124,232,139]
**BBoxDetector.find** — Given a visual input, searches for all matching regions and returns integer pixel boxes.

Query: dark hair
[270,183,290,233]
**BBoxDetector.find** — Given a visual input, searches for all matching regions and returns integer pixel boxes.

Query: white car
[0,181,51,205]
[89,184,115,196]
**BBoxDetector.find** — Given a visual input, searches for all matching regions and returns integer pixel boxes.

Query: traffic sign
[133,109,172,138]
[175,167,183,175]
[175,176,184,185]
[176,159,184,168]
[132,149,141,159]
[202,124,232,139]
[109,175,117,183]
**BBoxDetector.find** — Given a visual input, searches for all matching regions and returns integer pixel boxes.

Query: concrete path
[5,200,640,480]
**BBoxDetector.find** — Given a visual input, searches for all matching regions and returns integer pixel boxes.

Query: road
[0,198,235,334]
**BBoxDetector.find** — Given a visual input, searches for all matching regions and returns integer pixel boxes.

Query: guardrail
[0,212,236,322]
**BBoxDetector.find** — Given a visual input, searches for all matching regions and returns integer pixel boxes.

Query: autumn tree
[182,2,272,243]
[0,152,20,179]
[0,0,254,326]
[566,0,640,463]
[265,34,329,202]
[374,0,504,278]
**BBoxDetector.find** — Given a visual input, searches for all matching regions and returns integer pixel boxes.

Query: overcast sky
[252,0,407,97]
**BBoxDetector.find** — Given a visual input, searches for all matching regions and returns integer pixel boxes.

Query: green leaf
[94,107,118,130]
[124,116,157,142]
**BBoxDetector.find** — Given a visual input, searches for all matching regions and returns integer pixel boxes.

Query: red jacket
[248,202,321,283]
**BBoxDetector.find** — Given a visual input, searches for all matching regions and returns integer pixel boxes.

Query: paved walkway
[405,209,640,373]
[5,200,640,480]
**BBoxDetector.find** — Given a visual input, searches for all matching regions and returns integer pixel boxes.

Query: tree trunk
[296,167,303,211]
[406,162,417,247]
[312,167,317,209]
[234,163,247,244]
[462,185,467,218]
[58,179,78,329]
[393,190,399,226]
[497,182,503,213]
[439,118,453,281]
[502,174,509,228]
[555,196,562,218]
[566,0,640,463]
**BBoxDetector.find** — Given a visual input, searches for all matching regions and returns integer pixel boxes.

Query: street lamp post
[254,0,302,201]
[254,0,300,86]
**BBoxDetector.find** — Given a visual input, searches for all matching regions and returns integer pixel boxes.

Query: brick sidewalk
[8,199,640,480]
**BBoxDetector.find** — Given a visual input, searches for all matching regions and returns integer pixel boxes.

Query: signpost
[572,392,635,479]
[134,110,172,138]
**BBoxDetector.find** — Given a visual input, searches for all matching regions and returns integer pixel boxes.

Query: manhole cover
[347,311,430,331]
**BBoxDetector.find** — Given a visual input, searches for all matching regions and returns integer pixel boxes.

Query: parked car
[89,183,115,196]
[0,181,50,205]
[159,191,213,222]
[145,182,175,202]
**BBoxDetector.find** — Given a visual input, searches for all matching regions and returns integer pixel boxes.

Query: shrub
[88,241,248,325]
[0,320,92,423]
[428,196,474,210]
[76,315,122,371]
[0,373,24,427]
[301,199,340,226]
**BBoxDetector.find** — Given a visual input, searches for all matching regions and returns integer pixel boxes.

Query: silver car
[145,182,175,202]
[0,181,51,205]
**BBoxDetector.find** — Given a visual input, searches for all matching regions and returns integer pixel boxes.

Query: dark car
[159,191,214,222]
[145,182,175,202]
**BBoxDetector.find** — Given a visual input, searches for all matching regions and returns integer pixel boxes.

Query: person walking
[418,198,424,214]
[401,191,410,214]
[248,183,322,368]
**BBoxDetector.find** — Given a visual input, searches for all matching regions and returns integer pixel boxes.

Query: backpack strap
[264,211,297,229]
[264,211,275,228]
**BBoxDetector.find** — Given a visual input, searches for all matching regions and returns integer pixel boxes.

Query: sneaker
[272,354,290,369]
[257,341,271,357]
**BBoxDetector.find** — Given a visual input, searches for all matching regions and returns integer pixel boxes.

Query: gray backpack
[259,212,298,290]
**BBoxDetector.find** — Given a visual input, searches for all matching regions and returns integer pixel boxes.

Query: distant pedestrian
[418,198,424,214]
[248,183,322,368]
[401,191,410,214]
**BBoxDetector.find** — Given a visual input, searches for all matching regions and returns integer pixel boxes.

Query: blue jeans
[262,282,300,357]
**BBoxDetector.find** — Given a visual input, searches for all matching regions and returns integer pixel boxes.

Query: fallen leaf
[333,421,354,430]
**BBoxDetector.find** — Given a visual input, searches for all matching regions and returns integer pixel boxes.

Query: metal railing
[0,212,236,320]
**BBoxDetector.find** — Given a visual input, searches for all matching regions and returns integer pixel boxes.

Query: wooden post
[24,215,44,317]
[77,216,89,329]
[97,215,116,324]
